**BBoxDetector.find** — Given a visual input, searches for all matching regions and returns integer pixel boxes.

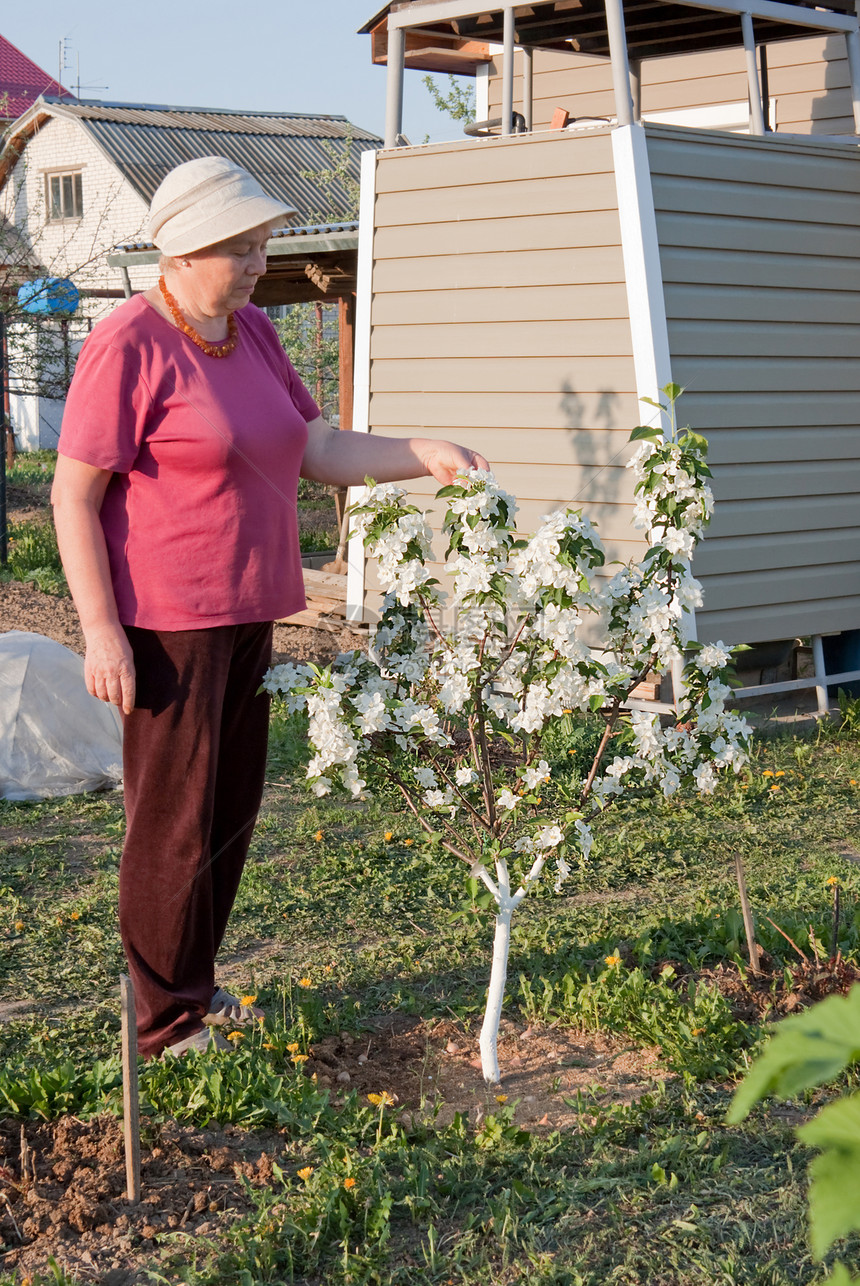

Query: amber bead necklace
[158,275,239,358]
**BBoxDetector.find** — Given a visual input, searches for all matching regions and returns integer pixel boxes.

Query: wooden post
[338,293,355,433]
[120,974,141,1204]
[734,853,761,975]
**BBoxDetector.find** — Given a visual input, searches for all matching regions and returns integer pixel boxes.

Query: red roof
[0,34,72,120]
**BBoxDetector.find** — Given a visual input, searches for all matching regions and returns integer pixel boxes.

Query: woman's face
[184,221,274,315]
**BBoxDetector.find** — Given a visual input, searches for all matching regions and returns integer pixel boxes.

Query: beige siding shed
[349,118,860,659]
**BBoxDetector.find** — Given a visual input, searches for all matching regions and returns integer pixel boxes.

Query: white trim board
[610,122,699,643]
[345,146,377,623]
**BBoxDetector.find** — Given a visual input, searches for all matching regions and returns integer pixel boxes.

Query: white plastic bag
[0,630,123,800]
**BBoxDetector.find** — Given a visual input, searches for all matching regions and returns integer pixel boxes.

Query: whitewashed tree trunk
[476,854,546,1083]
[479,898,513,1084]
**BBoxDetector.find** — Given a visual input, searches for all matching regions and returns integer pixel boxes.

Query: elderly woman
[52,156,487,1059]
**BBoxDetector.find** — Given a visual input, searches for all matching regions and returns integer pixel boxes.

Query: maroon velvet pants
[119,621,273,1059]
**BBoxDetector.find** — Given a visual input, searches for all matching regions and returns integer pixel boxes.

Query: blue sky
[2,0,473,144]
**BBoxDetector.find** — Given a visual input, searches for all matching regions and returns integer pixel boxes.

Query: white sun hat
[148,155,296,255]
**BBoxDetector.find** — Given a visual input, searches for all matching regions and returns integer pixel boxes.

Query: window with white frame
[46,171,83,221]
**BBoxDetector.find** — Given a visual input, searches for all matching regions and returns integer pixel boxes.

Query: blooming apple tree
[264,391,752,1083]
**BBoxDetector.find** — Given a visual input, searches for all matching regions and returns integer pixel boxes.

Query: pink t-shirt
[59,295,320,630]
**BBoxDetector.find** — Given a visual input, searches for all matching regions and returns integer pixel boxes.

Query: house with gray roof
[0,95,381,447]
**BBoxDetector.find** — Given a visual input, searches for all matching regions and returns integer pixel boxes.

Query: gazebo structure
[346,0,860,712]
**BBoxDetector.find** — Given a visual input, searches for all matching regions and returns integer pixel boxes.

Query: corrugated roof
[40,98,382,219]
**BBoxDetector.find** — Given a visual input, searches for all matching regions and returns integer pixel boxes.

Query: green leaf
[824,1266,860,1286]
[662,381,684,402]
[803,1133,860,1259]
[436,484,466,498]
[629,424,663,443]
[727,986,860,1124]
[800,1094,860,1152]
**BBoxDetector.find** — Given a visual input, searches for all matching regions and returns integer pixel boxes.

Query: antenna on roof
[73,52,108,99]
[57,36,71,88]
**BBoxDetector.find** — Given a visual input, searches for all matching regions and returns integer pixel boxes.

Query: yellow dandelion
[324,964,334,973]
[851,780,858,787]
[297,1166,314,1181]
[240,993,257,1007]
[226,1030,245,1042]
[826,876,839,887]
[384,831,393,842]
[495,1094,508,1104]
[691,1027,705,1037]
[263,1042,277,1051]
[367,1091,395,1107]
[14,920,23,931]
[770,784,780,792]
[55,916,63,926]
[292,1053,309,1065]
[762,770,774,778]
[314,830,324,842]
[404,838,414,847]
[344,1177,357,1190]
[535,796,542,805]
[298,977,313,988]
[775,771,785,778]
[287,1041,300,1053]
[70,910,80,921]
[605,954,621,967]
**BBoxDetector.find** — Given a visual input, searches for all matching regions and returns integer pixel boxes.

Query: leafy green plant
[1,515,67,593]
[0,1055,121,1119]
[838,690,860,738]
[728,985,860,1278]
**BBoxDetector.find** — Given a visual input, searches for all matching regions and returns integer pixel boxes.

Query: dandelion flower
[297,1166,314,1181]
[344,1177,357,1190]
[775,771,785,778]
[826,876,839,887]
[605,954,621,967]
[368,1091,395,1107]
[404,838,414,847]
[226,1031,245,1042]
[762,770,774,778]
[691,1027,705,1037]
[851,780,858,787]
[384,831,393,842]
[298,977,313,988]
[287,1041,300,1053]
[495,1094,508,1104]
[314,830,324,842]
[14,920,23,931]
[292,1053,309,1065]
[263,1042,277,1051]
[240,993,257,1007]
[70,911,80,921]
[770,784,780,792]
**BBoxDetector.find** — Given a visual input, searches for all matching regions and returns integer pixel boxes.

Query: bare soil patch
[313,1014,669,1131]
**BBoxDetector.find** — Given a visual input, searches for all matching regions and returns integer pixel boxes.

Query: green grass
[3,714,860,1282]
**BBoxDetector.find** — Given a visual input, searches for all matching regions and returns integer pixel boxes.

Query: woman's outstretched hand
[418,441,491,486]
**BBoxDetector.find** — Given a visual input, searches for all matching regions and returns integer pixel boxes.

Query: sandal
[163,1026,232,1058]
[203,986,265,1027]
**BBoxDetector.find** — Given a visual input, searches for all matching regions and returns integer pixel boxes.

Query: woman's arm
[51,455,136,714]
[300,416,489,487]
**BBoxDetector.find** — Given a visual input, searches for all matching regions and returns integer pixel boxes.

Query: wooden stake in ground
[734,851,761,975]
[120,973,141,1204]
